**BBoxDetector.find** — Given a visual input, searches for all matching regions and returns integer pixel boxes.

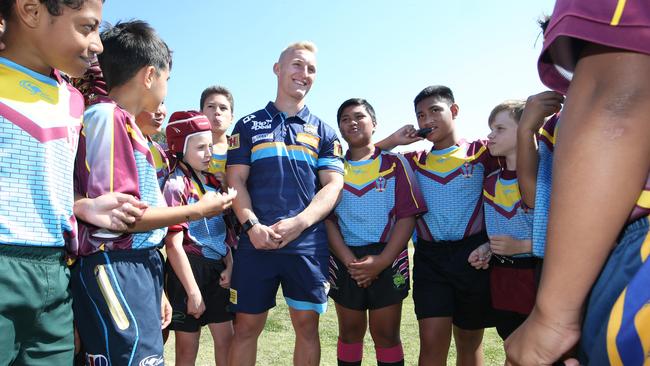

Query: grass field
[163,247,506,365]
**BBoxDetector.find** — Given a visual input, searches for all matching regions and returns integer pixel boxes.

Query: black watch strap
[242,218,259,233]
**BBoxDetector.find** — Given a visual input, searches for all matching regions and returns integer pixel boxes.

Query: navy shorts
[579,217,650,365]
[412,233,493,329]
[165,254,234,332]
[229,249,329,314]
[329,243,409,311]
[71,248,164,366]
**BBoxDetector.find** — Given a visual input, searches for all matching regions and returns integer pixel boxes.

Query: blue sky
[103,1,556,150]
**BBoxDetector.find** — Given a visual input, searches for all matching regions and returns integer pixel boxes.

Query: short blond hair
[278,41,318,62]
[488,100,526,126]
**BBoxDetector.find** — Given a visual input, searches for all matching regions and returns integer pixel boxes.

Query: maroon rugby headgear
[166,111,212,156]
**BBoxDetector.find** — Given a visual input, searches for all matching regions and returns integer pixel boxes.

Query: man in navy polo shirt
[226,41,344,366]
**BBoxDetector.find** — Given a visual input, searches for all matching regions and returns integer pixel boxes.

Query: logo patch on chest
[252,133,274,144]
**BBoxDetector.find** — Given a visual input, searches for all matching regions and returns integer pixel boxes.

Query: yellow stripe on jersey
[634,302,650,364]
[287,144,318,159]
[610,0,627,26]
[343,159,396,187]
[607,289,626,366]
[640,228,650,263]
[637,190,650,210]
[0,63,59,105]
[95,264,130,330]
[539,125,557,146]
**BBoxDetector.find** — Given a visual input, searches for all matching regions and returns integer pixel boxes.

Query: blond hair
[278,41,318,62]
[488,100,526,126]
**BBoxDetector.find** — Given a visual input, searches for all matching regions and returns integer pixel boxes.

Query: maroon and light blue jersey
[163,163,228,260]
[404,139,500,242]
[148,138,169,189]
[75,98,167,256]
[333,148,427,246]
[0,57,83,250]
[227,102,344,256]
[483,169,533,258]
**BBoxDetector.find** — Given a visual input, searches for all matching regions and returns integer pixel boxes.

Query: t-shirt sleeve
[161,173,189,232]
[317,124,344,174]
[82,105,140,199]
[226,120,251,166]
[393,154,428,219]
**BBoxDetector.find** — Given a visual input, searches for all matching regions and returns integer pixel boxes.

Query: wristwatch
[242,218,259,233]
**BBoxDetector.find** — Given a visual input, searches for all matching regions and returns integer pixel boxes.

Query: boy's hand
[505,308,581,366]
[390,124,422,146]
[270,216,308,248]
[219,266,232,289]
[348,255,386,287]
[75,193,148,231]
[520,91,564,132]
[186,291,206,319]
[196,188,237,218]
[248,223,282,250]
[489,235,528,256]
[468,243,491,269]
[161,292,172,329]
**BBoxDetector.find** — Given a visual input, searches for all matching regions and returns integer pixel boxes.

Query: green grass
[164,247,506,365]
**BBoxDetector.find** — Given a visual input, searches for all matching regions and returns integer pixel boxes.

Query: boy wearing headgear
[164,111,236,366]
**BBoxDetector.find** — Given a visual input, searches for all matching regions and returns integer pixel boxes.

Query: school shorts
[71,248,164,366]
[579,216,650,365]
[412,233,493,329]
[490,256,540,340]
[0,245,73,366]
[328,243,409,311]
[229,249,329,314]
[165,254,234,332]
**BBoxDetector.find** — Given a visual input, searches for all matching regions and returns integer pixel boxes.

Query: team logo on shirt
[19,79,55,103]
[228,134,240,150]
[461,161,474,178]
[375,176,387,192]
[333,141,343,157]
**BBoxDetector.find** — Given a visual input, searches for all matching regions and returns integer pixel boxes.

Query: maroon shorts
[539,0,650,93]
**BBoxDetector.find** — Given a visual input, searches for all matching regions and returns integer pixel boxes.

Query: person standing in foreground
[226,41,344,366]
[505,1,650,365]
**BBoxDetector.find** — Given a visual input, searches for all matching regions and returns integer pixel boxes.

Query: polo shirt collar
[264,101,311,124]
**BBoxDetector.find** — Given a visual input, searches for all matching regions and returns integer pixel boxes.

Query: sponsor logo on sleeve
[303,124,318,136]
[228,134,240,150]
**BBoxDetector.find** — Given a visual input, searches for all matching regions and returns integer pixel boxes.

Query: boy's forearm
[325,220,355,264]
[165,234,200,295]
[516,126,539,208]
[378,217,414,267]
[126,205,203,233]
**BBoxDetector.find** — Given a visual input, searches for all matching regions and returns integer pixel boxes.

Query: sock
[337,338,363,366]
[375,343,404,366]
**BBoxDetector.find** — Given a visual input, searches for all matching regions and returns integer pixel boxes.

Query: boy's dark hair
[414,85,455,110]
[200,85,234,113]
[539,15,551,33]
[0,0,103,20]
[336,98,376,126]
[98,20,172,91]
[488,100,526,126]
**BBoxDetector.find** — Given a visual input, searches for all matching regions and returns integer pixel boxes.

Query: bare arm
[516,91,564,208]
[375,124,421,151]
[325,219,356,267]
[164,231,205,318]
[506,45,650,365]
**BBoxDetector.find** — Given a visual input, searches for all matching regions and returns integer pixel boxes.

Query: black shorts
[413,233,493,329]
[165,254,234,332]
[328,243,409,311]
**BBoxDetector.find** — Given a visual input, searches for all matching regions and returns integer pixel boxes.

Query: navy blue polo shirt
[227,102,344,256]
